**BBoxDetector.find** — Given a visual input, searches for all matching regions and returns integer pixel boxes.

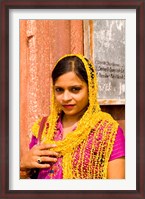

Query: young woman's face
[54,71,89,118]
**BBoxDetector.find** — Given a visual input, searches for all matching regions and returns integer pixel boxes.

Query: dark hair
[52,56,88,84]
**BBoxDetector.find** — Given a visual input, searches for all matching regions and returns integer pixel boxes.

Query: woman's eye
[71,87,81,92]
[55,88,63,92]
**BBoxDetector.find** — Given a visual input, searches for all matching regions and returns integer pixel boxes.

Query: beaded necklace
[32,54,118,179]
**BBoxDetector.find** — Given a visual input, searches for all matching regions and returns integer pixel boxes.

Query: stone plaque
[84,20,125,104]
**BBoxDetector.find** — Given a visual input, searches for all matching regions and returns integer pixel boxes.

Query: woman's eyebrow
[69,85,82,87]
[54,84,83,88]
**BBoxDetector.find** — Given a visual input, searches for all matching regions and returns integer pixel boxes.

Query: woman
[20,54,125,179]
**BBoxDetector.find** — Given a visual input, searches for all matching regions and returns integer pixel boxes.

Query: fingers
[37,150,59,157]
[33,143,59,157]
[34,143,59,167]
[38,144,57,150]
[36,163,51,169]
[34,156,58,169]
[37,156,57,164]
[22,143,59,170]
[31,158,50,169]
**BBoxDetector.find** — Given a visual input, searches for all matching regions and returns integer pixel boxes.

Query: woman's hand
[20,144,59,170]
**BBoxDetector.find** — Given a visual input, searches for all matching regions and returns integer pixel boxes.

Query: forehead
[54,71,86,86]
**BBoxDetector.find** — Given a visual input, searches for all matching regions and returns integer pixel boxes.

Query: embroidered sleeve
[109,126,125,161]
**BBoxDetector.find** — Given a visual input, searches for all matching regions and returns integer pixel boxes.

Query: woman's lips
[63,105,75,109]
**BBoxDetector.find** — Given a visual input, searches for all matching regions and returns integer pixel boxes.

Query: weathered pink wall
[20,20,83,156]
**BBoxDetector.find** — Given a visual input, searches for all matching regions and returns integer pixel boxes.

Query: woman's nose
[62,91,72,101]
